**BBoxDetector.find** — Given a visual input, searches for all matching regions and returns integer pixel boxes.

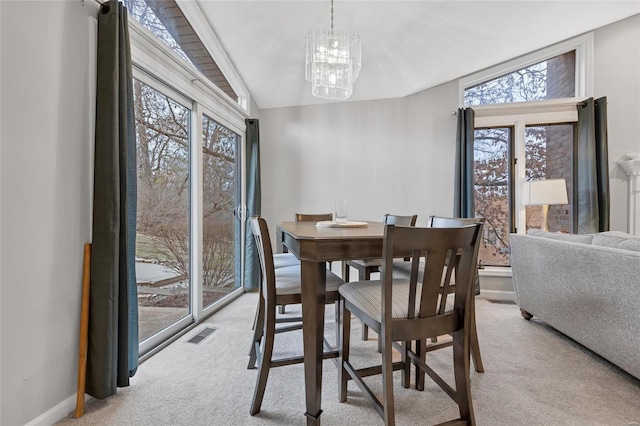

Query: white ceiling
[194,1,640,110]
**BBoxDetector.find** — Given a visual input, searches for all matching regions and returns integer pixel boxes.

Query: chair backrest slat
[381,224,483,324]
[295,213,332,222]
[384,213,418,226]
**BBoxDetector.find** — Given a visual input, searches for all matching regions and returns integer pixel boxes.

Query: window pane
[133,78,191,342]
[464,51,575,106]
[124,0,194,66]
[525,125,573,233]
[124,0,238,101]
[473,128,512,266]
[202,115,239,309]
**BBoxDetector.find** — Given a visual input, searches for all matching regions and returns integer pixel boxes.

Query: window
[133,77,192,342]
[124,0,241,104]
[124,0,194,66]
[201,115,240,309]
[465,50,575,105]
[473,127,513,266]
[125,4,249,356]
[461,35,591,267]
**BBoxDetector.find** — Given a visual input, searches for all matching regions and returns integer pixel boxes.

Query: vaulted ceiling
[191,1,639,110]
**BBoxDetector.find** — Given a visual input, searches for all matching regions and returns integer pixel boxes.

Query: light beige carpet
[58,293,640,425]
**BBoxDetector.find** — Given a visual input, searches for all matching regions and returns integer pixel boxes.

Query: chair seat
[273,252,299,269]
[339,279,422,321]
[348,258,383,268]
[275,265,344,295]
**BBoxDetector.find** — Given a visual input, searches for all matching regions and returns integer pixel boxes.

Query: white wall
[0,1,97,424]
[593,14,640,233]
[260,81,459,229]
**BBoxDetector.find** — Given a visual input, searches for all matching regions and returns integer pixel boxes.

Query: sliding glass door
[201,114,241,310]
[132,72,245,356]
[133,77,193,344]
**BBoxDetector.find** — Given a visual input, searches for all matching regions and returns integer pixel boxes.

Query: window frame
[474,100,583,239]
[459,33,594,273]
[459,32,593,105]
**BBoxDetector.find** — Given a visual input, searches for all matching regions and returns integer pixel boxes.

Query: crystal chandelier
[305,0,361,100]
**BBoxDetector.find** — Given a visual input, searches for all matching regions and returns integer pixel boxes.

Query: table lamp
[522,178,568,231]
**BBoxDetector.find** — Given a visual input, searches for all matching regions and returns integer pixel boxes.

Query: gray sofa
[510,230,640,380]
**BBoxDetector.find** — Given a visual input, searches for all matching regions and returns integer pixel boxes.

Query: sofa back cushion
[526,228,595,244]
[592,232,640,252]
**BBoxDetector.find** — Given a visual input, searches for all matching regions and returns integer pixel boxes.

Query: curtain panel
[576,97,610,233]
[454,107,480,294]
[244,119,261,290]
[87,0,138,399]
[454,108,475,218]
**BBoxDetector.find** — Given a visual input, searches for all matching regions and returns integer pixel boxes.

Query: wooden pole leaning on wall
[75,243,91,418]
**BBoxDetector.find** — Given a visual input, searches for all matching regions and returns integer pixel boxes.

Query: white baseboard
[477,289,516,302]
[25,393,93,426]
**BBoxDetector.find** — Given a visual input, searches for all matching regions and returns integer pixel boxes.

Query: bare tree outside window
[124,0,194,66]
[124,0,238,100]
[465,51,575,266]
[133,78,190,340]
[132,77,240,339]
[202,115,238,308]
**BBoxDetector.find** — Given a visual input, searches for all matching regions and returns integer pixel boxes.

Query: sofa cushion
[592,233,640,253]
[526,228,595,244]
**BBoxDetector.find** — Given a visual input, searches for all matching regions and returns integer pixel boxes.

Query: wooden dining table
[276,220,385,426]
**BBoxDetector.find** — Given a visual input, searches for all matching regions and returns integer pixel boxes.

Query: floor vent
[487,299,517,305]
[187,327,217,344]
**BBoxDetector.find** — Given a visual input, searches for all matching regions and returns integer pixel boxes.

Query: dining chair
[392,215,486,387]
[248,213,335,368]
[274,213,333,314]
[342,213,417,345]
[247,216,345,415]
[338,223,483,425]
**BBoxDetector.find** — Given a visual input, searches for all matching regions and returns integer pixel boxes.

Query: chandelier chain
[330,0,334,34]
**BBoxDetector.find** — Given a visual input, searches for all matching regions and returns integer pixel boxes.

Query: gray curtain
[244,119,261,290]
[454,107,475,218]
[576,97,610,233]
[87,0,138,399]
[454,107,480,294]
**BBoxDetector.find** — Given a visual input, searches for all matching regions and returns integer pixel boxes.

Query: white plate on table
[315,220,368,228]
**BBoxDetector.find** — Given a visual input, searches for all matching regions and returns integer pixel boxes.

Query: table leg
[300,260,327,426]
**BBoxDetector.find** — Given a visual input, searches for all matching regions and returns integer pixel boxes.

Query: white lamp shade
[522,178,568,206]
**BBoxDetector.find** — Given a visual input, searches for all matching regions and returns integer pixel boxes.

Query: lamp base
[542,204,549,232]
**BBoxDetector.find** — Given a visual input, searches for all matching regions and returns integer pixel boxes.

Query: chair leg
[414,339,426,391]
[334,300,341,348]
[381,327,396,426]
[342,261,350,282]
[360,267,371,342]
[452,328,475,424]
[250,304,276,415]
[470,296,484,373]
[339,299,351,402]
[401,341,410,389]
[247,296,265,369]
[361,324,369,341]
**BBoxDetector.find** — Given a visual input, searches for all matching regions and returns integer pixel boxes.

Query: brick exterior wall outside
[536,50,575,232]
